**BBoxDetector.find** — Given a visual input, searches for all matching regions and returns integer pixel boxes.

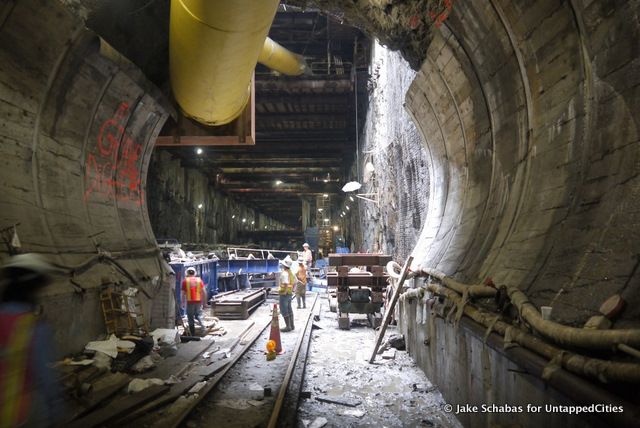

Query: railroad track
[148,293,319,428]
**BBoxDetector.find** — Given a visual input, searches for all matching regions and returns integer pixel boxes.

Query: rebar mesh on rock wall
[358,45,429,261]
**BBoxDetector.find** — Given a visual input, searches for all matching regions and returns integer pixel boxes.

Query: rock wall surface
[147,150,287,246]
[357,43,429,261]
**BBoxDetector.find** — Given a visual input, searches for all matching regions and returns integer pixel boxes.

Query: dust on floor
[297,295,462,428]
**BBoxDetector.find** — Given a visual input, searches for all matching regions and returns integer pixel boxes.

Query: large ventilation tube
[170,0,306,126]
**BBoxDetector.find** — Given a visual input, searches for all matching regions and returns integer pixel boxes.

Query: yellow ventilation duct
[170,0,305,126]
[260,37,307,76]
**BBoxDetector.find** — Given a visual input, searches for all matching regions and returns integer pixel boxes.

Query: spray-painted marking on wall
[84,102,144,205]
[429,0,453,28]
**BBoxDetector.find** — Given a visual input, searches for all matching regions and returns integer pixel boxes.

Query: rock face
[146,151,287,245]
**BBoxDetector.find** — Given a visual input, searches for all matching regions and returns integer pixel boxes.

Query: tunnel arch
[404,0,640,325]
[1,0,639,355]
[0,1,173,354]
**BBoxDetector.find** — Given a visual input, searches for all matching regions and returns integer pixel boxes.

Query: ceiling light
[251,221,255,225]
[318,208,323,212]
[341,211,345,216]
[341,181,362,192]
[196,147,203,155]
[197,203,203,209]
[275,180,283,186]
[332,225,339,231]
[264,226,267,229]
[231,215,236,219]
[345,206,350,210]
[349,196,354,202]
[323,193,328,198]
[242,218,246,223]
[324,218,329,222]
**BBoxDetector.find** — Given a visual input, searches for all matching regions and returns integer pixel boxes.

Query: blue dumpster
[170,259,218,308]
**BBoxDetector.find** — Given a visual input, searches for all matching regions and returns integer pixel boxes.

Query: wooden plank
[63,373,130,423]
[328,254,392,266]
[155,135,255,146]
[369,256,413,364]
[151,320,270,428]
[67,384,169,428]
[327,275,388,287]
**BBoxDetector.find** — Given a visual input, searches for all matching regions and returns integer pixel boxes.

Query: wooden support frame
[369,256,413,364]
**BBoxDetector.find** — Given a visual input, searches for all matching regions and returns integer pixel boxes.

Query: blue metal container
[170,259,218,307]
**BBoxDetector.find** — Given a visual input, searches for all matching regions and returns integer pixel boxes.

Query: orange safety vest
[0,311,36,427]
[182,276,204,302]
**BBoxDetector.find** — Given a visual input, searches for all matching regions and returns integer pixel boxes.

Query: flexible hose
[425,283,640,383]
[419,267,640,350]
[506,285,640,350]
[419,267,497,298]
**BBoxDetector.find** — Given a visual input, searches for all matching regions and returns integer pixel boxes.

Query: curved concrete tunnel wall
[0,1,173,355]
[405,0,640,326]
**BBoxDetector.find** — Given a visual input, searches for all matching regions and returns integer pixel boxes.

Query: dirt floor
[297,293,462,428]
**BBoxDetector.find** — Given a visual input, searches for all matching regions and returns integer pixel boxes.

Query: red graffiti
[84,102,144,205]
[428,0,453,28]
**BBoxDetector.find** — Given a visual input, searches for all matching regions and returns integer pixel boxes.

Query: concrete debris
[381,349,396,360]
[308,417,328,428]
[412,383,438,393]
[338,409,366,418]
[127,378,164,394]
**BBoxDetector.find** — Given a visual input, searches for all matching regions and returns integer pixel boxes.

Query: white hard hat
[1,253,61,276]
[0,254,62,291]
[303,243,310,248]
[186,267,196,275]
[297,258,305,264]
[280,258,292,268]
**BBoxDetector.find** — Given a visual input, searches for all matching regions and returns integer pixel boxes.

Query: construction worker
[0,253,64,427]
[301,243,313,268]
[181,267,207,336]
[295,258,307,309]
[278,257,295,332]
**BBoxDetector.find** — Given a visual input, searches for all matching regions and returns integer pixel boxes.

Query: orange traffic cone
[268,303,285,354]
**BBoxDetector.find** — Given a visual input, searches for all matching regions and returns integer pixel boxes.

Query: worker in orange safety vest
[181,267,207,336]
[0,253,64,428]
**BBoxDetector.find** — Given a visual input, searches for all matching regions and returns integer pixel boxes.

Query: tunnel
[0,0,639,427]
